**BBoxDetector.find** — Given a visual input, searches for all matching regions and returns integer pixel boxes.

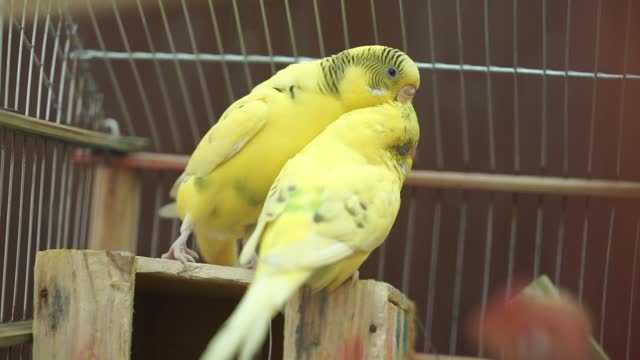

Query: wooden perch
[404,171,640,199]
[75,151,640,198]
[32,250,266,360]
[32,250,414,359]
[285,280,415,359]
[88,164,141,253]
[33,250,136,360]
[0,110,149,153]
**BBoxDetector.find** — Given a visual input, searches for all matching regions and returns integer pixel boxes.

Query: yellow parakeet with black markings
[200,88,420,360]
[159,45,420,266]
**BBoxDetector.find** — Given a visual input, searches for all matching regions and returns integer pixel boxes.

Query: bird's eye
[386,66,398,78]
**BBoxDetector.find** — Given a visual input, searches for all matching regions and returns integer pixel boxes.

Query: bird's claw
[161,244,200,263]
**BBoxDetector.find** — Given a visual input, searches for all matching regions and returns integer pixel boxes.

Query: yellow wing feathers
[184,99,268,177]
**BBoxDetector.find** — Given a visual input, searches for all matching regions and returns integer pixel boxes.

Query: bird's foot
[161,221,199,263]
[161,243,200,263]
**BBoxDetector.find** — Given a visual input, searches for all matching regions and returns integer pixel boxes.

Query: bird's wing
[184,98,268,177]
[244,164,401,270]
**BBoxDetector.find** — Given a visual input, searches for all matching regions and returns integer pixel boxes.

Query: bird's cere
[396,85,416,104]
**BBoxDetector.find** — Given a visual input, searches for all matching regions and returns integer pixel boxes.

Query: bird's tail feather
[200,270,309,360]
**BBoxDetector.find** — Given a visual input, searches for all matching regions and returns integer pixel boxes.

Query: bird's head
[320,45,420,110]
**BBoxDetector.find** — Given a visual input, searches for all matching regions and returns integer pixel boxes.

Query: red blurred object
[466,278,593,360]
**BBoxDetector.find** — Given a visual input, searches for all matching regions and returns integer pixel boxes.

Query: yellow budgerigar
[200,88,420,360]
[159,45,420,266]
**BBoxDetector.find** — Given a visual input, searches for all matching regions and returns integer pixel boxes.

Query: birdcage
[1,0,639,359]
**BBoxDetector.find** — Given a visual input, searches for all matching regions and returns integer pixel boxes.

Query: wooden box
[32,250,416,359]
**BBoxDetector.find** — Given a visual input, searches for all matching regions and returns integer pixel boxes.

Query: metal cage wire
[1,0,640,359]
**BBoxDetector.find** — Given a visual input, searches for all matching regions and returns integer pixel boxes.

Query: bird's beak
[396,85,416,104]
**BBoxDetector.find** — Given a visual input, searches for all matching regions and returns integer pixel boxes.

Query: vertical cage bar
[64,43,79,125]
[586,0,603,176]
[54,20,71,124]
[72,166,85,250]
[10,136,27,320]
[180,0,216,123]
[45,144,59,249]
[398,0,408,52]
[450,0,470,353]
[506,195,518,294]
[424,192,442,352]
[34,139,46,254]
[259,0,277,74]
[0,132,15,323]
[554,198,567,284]
[135,0,183,152]
[0,134,5,280]
[424,0,443,351]
[626,217,640,360]
[24,0,42,117]
[578,204,590,302]
[555,0,573,286]
[579,0,604,304]
[283,0,298,60]
[455,0,469,166]
[449,200,467,354]
[62,154,75,249]
[35,0,53,120]
[512,0,520,174]
[507,0,520,295]
[401,192,417,294]
[207,0,236,103]
[150,179,164,258]
[83,0,135,136]
[426,1,443,169]
[533,0,549,279]
[369,0,379,45]
[22,137,38,317]
[105,0,161,148]
[4,0,15,108]
[311,0,325,58]
[231,0,254,89]
[478,194,494,357]
[0,0,4,97]
[80,165,94,250]
[55,145,69,249]
[599,208,615,343]
[339,0,350,49]
[13,0,29,111]
[603,0,633,345]
[157,0,201,144]
[478,1,497,355]
[44,15,62,121]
